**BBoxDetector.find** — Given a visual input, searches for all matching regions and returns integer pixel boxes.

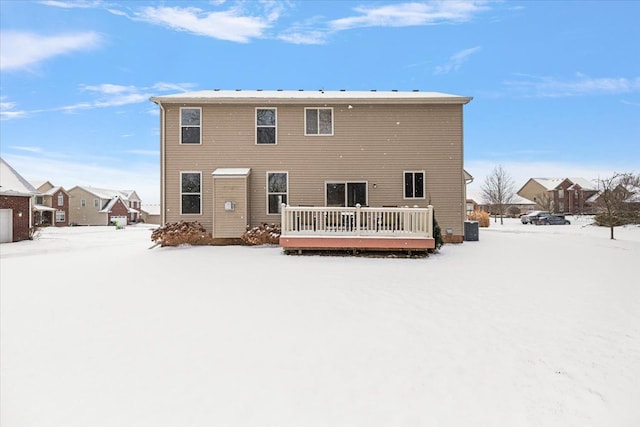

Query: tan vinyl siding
[68,188,109,225]
[161,102,466,237]
[213,176,249,238]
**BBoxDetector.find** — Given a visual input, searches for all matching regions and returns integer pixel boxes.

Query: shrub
[151,221,214,247]
[241,223,281,245]
[430,214,443,252]
[468,209,490,227]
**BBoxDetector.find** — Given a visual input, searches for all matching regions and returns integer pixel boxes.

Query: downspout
[153,100,166,225]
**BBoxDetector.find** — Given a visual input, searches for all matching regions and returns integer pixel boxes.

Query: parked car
[521,211,550,224]
[536,215,571,225]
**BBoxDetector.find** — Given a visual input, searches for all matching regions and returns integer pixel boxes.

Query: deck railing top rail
[280,204,434,238]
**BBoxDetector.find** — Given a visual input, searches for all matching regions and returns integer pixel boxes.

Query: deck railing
[280,204,434,238]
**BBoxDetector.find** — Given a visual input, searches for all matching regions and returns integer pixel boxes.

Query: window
[256,108,276,144]
[35,196,43,204]
[326,182,367,207]
[81,199,86,207]
[267,172,288,214]
[180,107,201,144]
[558,189,564,198]
[404,171,425,199]
[57,193,64,206]
[94,199,100,208]
[181,172,201,214]
[55,210,65,222]
[305,108,333,135]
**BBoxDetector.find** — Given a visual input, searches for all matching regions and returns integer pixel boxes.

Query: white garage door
[111,216,127,227]
[0,209,13,243]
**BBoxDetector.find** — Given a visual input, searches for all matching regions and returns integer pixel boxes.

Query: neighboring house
[0,157,36,243]
[517,177,598,214]
[67,186,141,225]
[141,204,161,224]
[150,89,473,243]
[32,181,70,227]
[478,194,536,216]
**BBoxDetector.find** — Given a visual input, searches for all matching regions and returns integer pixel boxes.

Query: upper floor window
[267,172,288,214]
[256,108,277,144]
[35,196,43,205]
[404,171,425,199]
[94,199,100,208]
[81,199,86,207]
[57,193,64,206]
[558,189,564,198]
[181,172,201,214]
[305,108,333,136]
[180,107,201,144]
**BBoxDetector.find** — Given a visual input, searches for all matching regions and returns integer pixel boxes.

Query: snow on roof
[531,177,596,191]
[76,186,136,201]
[141,204,161,216]
[151,89,472,105]
[0,157,37,196]
[33,204,58,212]
[212,168,251,177]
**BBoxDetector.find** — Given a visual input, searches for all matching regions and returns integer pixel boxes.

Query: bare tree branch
[481,165,516,225]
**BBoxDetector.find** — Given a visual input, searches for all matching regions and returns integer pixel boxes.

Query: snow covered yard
[1,219,639,427]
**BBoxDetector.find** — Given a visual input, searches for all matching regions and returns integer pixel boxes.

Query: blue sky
[1,0,638,204]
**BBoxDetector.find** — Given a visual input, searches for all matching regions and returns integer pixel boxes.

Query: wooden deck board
[280,236,435,252]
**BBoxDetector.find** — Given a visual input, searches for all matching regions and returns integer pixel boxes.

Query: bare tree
[593,172,640,239]
[481,165,516,225]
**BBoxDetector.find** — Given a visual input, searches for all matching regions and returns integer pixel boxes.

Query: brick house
[517,177,598,214]
[0,157,36,243]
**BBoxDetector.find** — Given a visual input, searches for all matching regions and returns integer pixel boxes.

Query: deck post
[427,205,434,238]
[281,203,287,232]
[355,203,361,236]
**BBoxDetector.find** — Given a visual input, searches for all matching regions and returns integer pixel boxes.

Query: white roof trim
[212,168,251,177]
[151,90,472,105]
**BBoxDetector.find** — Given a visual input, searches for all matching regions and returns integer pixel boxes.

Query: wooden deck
[279,204,435,254]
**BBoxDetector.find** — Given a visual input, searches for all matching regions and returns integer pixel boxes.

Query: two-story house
[32,181,70,227]
[517,177,598,214]
[150,90,473,245]
[67,186,141,226]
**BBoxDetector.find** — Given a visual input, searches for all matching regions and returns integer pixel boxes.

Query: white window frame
[304,107,334,136]
[180,171,202,215]
[57,193,64,206]
[266,171,288,215]
[256,107,277,145]
[180,107,202,145]
[81,199,86,207]
[403,171,426,200]
[94,199,100,208]
[55,210,65,222]
[324,181,368,207]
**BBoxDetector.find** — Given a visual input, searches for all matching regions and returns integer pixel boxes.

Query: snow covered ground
[2,218,639,427]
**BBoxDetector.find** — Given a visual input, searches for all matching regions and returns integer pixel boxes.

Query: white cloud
[278,31,327,45]
[505,74,640,97]
[134,6,272,43]
[330,1,488,31]
[0,31,102,71]
[0,96,28,121]
[9,146,43,153]
[38,0,98,8]
[434,46,481,75]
